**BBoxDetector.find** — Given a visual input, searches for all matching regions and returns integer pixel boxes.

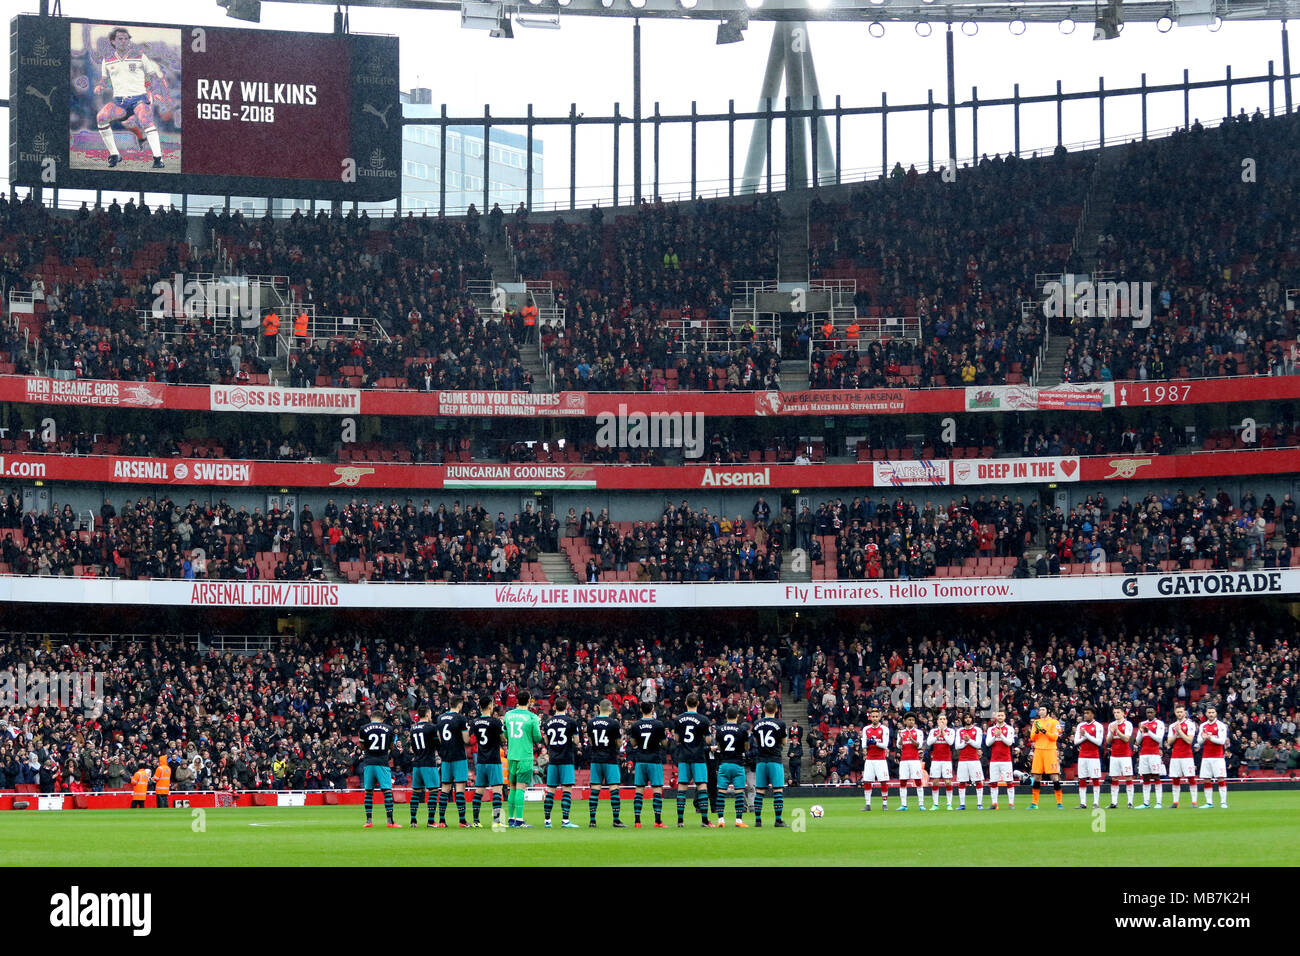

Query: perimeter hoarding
[11,15,400,200]
[4,375,1300,418]
[0,570,1291,610]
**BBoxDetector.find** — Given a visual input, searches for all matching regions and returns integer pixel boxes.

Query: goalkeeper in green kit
[504,691,542,828]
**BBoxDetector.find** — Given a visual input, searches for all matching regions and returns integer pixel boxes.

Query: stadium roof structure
[263,0,1300,201]
[271,0,1298,27]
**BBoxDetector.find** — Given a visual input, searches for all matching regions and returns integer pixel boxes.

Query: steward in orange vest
[154,756,172,809]
[130,764,150,809]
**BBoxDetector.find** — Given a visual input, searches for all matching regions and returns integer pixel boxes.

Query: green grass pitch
[2,793,1297,866]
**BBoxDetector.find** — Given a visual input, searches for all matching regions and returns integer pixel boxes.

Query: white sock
[958,788,966,808]
[1190,781,1199,805]
[1203,786,1214,806]
[1171,781,1180,804]
[145,127,162,158]
[1127,782,1135,805]
[1143,783,1151,804]
[946,788,953,807]
[1007,787,1015,807]
[98,126,120,157]
[1153,783,1163,806]
[1219,783,1228,806]
[975,787,983,809]
[1093,785,1102,806]
[931,788,941,809]
[1111,783,1119,804]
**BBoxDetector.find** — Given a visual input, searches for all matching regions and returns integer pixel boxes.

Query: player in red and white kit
[926,712,956,810]
[1073,705,1105,809]
[1104,705,1136,809]
[860,708,891,812]
[1134,706,1166,809]
[985,709,1016,809]
[895,713,925,811]
[1195,705,1229,809]
[954,712,985,809]
[1165,704,1199,808]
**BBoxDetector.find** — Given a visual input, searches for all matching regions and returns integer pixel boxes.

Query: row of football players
[359,694,792,828]
[853,703,1229,811]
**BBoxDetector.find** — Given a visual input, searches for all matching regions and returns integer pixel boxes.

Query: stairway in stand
[780,359,810,392]
[1035,337,1073,387]
[782,548,811,583]
[779,690,810,784]
[538,552,577,584]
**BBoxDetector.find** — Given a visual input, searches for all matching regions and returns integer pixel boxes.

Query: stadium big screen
[9,14,400,201]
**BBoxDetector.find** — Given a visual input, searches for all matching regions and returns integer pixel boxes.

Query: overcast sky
[1,0,1294,208]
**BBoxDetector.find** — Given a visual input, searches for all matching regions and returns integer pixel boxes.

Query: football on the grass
[809,804,825,818]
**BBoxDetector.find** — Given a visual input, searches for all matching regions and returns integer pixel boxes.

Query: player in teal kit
[469,696,505,827]
[630,700,667,828]
[408,707,440,827]
[586,699,626,827]
[542,699,581,828]
[672,693,712,827]
[359,710,400,828]
[434,698,471,828]
[713,705,749,828]
[751,698,788,827]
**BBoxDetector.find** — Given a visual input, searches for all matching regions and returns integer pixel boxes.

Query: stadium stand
[0,611,1293,793]
[2,114,1296,395]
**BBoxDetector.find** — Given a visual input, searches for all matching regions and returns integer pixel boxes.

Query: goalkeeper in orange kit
[1028,705,1064,809]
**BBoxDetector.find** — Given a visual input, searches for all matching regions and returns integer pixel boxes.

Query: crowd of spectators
[5,426,477,467]
[562,498,786,583]
[795,485,1299,582]
[802,494,1038,580]
[6,411,1300,470]
[805,149,1088,388]
[541,297,783,393]
[1060,110,1299,385]
[0,622,786,792]
[796,612,1298,782]
[1,608,1294,793]
[1039,488,1299,575]
[3,113,1300,397]
[0,493,563,585]
[0,485,1294,584]
[512,197,779,311]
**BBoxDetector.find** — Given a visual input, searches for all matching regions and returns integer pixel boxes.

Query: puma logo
[26,85,55,112]
[363,102,392,129]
